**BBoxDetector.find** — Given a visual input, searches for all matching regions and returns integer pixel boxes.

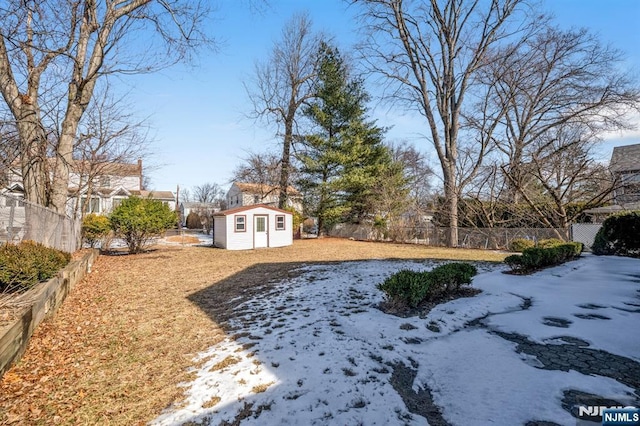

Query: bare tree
[71,86,152,218]
[356,0,528,246]
[480,25,640,203]
[505,125,619,237]
[179,187,192,203]
[0,0,215,213]
[245,12,322,209]
[192,182,225,204]
[0,118,20,185]
[231,150,286,189]
[389,142,434,214]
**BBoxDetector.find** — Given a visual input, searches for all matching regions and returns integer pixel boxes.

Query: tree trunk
[278,120,293,209]
[16,117,48,206]
[50,106,82,214]
[444,176,459,248]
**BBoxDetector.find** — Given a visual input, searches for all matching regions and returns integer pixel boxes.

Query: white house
[1,159,176,217]
[180,202,220,227]
[213,204,293,250]
[226,182,303,213]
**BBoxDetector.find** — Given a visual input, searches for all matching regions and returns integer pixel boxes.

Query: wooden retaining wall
[0,249,99,379]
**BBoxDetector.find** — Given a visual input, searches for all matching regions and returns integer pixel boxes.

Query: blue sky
[122,0,640,192]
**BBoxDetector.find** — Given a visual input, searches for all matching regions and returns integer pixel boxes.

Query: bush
[377,269,431,308]
[505,242,583,273]
[537,238,565,248]
[185,211,202,229]
[509,238,535,252]
[592,211,640,258]
[82,214,111,248]
[428,263,478,292]
[0,241,71,292]
[110,196,177,254]
[378,263,478,308]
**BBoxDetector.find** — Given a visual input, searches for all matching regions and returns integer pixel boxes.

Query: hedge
[0,241,71,292]
[504,242,582,273]
[592,211,640,258]
[378,263,478,308]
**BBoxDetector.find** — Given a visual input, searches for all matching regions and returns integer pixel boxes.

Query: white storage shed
[213,205,293,250]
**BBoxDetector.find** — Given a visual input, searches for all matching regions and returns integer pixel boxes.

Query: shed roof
[214,204,292,216]
[610,143,640,172]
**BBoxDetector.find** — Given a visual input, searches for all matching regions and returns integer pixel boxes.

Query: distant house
[582,143,640,223]
[611,143,640,205]
[1,159,176,217]
[226,182,303,213]
[179,202,220,227]
[212,204,293,250]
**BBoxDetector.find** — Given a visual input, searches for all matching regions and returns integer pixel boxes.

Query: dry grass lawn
[0,238,506,425]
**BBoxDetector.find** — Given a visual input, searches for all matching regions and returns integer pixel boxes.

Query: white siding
[68,173,140,191]
[213,216,227,248]
[214,206,293,250]
[225,211,254,250]
[269,212,293,248]
[226,184,243,208]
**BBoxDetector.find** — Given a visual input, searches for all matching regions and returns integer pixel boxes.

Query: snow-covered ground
[152,255,640,426]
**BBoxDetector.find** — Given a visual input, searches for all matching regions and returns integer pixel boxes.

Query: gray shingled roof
[610,143,640,172]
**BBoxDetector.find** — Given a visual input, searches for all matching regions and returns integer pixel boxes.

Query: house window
[81,196,101,213]
[254,195,260,204]
[112,198,124,210]
[100,176,111,187]
[275,215,285,230]
[5,196,24,207]
[234,215,246,232]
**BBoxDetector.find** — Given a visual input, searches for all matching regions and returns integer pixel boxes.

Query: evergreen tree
[299,43,402,235]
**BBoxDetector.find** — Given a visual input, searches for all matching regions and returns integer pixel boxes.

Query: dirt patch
[0,238,505,425]
[389,360,449,426]
[163,235,202,244]
[378,287,482,318]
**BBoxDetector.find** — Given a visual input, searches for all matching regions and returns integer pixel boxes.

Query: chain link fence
[570,223,602,251]
[0,194,81,253]
[330,223,567,250]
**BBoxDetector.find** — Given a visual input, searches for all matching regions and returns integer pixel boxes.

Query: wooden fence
[0,249,99,379]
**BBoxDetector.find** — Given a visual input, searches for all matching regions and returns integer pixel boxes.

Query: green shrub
[537,238,565,248]
[428,263,478,292]
[377,269,431,308]
[505,242,582,273]
[378,263,478,308]
[82,213,111,248]
[592,211,640,258]
[110,196,177,254]
[509,238,535,252]
[0,241,71,292]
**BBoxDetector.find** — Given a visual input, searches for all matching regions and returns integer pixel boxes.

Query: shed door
[254,215,268,248]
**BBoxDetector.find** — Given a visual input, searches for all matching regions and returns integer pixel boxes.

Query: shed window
[275,215,285,230]
[234,215,246,232]
[256,216,266,232]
